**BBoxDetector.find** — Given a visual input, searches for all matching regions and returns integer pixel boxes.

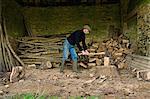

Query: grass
[4,94,102,99]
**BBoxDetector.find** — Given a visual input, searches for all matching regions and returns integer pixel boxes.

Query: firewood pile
[17,32,133,70]
[17,34,66,69]
[79,34,133,69]
[137,5,150,57]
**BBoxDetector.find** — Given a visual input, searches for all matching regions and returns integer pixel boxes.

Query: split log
[96,59,102,66]
[92,43,99,48]
[118,62,128,69]
[89,58,97,62]
[88,63,96,67]
[10,66,25,83]
[104,57,110,66]
[27,64,37,68]
[88,48,96,52]
[24,62,42,65]
[79,62,88,68]
[97,46,105,53]
[137,70,150,81]
[122,39,129,43]
[113,52,123,57]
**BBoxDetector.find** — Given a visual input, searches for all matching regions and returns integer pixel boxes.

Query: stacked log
[79,34,132,69]
[17,35,66,68]
[137,4,150,57]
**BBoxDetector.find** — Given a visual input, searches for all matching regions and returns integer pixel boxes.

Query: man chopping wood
[60,25,91,73]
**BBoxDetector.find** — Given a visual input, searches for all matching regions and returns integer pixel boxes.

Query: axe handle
[78,52,105,56]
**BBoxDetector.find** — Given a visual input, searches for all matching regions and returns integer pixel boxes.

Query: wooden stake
[3,18,25,67]
[0,24,5,72]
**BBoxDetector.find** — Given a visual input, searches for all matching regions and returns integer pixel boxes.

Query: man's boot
[73,61,80,73]
[60,61,65,73]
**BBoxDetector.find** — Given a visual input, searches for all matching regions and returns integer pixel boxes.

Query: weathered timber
[126,54,150,70]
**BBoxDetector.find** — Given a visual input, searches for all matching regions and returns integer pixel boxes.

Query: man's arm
[81,34,90,55]
[76,43,82,51]
[81,35,87,51]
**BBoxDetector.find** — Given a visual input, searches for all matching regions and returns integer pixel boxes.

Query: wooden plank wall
[126,54,150,70]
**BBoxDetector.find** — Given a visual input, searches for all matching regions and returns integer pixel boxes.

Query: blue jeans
[62,39,78,62]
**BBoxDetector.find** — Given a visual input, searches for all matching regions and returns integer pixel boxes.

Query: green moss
[23,4,120,40]
[3,0,25,37]
[137,0,150,5]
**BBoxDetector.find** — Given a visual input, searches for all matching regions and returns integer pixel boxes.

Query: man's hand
[78,50,89,56]
[81,50,86,55]
[85,50,89,55]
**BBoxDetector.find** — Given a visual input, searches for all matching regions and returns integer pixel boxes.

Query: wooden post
[0,0,3,72]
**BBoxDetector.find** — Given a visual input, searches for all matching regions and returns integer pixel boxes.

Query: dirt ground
[0,66,150,99]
